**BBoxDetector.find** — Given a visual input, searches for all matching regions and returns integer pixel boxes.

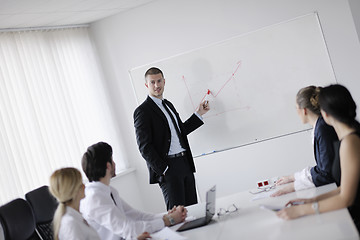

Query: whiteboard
[129,13,336,157]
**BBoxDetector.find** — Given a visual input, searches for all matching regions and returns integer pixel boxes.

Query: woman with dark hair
[271,86,337,197]
[277,84,360,232]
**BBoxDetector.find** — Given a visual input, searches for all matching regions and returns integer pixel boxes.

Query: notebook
[176,185,216,232]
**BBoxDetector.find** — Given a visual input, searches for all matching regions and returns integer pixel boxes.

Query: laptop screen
[205,185,216,222]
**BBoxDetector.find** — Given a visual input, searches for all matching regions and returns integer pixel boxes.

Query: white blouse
[59,206,101,240]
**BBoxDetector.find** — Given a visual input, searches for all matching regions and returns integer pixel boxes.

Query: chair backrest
[0,198,37,240]
[25,186,58,240]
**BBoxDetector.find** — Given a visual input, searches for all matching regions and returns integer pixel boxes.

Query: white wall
[90,0,360,213]
[109,169,144,210]
[349,0,360,42]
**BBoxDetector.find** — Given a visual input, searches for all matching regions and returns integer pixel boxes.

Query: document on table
[151,227,187,240]
[251,188,277,201]
[259,204,283,212]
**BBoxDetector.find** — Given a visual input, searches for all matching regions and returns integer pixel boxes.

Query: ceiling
[0,0,156,30]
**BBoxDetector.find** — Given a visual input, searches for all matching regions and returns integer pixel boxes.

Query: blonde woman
[49,167,101,240]
[50,168,152,240]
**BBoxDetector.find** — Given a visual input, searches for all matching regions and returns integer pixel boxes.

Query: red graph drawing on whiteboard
[182,61,249,116]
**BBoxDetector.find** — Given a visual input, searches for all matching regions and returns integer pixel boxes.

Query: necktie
[162,100,186,149]
[110,192,117,206]
[110,193,126,240]
[83,219,90,226]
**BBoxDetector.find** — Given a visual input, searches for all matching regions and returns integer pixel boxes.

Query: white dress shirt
[149,95,185,155]
[59,206,100,240]
[80,181,164,240]
[293,119,318,191]
[149,95,203,155]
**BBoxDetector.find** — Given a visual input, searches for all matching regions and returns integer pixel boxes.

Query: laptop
[176,185,216,232]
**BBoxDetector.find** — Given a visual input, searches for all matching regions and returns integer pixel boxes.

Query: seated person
[80,142,187,240]
[49,167,101,240]
[276,84,360,233]
[272,86,337,197]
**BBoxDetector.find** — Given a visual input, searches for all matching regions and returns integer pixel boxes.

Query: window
[0,27,127,205]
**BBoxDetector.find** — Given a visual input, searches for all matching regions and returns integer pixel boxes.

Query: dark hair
[296,86,322,115]
[81,142,112,182]
[319,84,360,129]
[144,67,164,82]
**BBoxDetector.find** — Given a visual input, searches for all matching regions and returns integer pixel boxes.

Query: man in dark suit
[133,67,209,210]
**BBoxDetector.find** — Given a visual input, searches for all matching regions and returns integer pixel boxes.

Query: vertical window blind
[0,27,127,205]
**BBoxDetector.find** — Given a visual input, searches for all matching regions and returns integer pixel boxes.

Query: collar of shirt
[149,95,163,106]
[86,181,112,195]
[65,206,85,222]
[149,95,203,121]
[311,117,319,145]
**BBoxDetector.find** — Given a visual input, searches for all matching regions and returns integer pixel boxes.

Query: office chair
[0,198,39,240]
[25,186,58,240]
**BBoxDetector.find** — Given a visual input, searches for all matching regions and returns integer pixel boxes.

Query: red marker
[204,89,211,104]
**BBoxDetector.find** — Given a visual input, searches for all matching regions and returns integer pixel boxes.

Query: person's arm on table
[277,138,360,220]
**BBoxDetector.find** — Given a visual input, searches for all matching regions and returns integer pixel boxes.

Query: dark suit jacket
[310,116,338,186]
[133,96,203,184]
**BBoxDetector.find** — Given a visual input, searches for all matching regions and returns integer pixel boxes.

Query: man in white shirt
[80,142,187,240]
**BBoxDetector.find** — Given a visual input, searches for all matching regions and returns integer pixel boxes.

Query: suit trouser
[159,155,198,210]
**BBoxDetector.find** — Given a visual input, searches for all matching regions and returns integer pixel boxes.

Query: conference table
[175,183,359,239]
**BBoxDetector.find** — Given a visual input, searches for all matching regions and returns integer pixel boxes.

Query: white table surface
[174,183,359,240]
